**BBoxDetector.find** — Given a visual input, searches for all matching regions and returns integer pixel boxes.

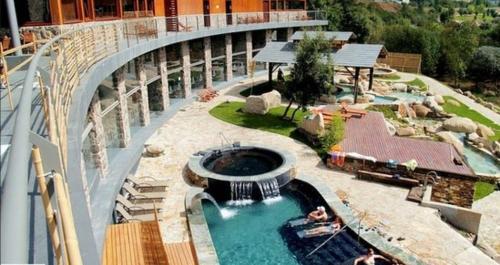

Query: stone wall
[327,157,476,208]
[430,177,475,208]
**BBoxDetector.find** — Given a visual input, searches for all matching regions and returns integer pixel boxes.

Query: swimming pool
[455,133,500,175]
[202,182,392,265]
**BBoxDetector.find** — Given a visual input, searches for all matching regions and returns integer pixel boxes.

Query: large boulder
[443,117,478,133]
[356,95,371,104]
[145,144,164,157]
[464,91,473,97]
[261,90,281,108]
[396,127,416,136]
[413,104,431,118]
[494,141,500,158]
[385,120,396,135]
[436,131,464,155]
[319,94,337,104]
[299,114,325,136]
[243,95,269,114]
[398,102,416,119]
[338,95,354,104]
[423,96,443,113]
[447,98,461,107]
[337,76,351,84]
[392,83,408,92]
[476,124,495,139]
[434,94,445,105]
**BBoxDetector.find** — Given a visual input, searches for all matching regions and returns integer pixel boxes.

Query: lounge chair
[114,204,157,223]
[116,194,164,215]
[121,182,167,203]
[126,175,168,192]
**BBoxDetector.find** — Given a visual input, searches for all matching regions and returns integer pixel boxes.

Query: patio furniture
[116,194,164,215]
[114,204,157,223]
[121,182,167,203]
[126,175,168,192]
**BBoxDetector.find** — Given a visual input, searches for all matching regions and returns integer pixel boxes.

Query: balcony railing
[0,10,326,263]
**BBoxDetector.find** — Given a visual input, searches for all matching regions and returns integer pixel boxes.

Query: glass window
[82,134,99,190]
[61,0,79,21]
[252,31,266,50]
[232,33,246,53]
[168,71,184,98]
[212,58,226,86]
[211,36,226,58]
[232,54,247,78]
[127,92,142,134]
[167,45,182,70]
[147,80,164,112]
[191,65,205,91]
[94,0,118,18]
[190,39,204,64]
[101,107,120,160]
[97,83,118,111]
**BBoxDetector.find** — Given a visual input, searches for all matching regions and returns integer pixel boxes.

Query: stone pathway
[398,72,500,124]
[134,78,497,265]
[473,191,500,261]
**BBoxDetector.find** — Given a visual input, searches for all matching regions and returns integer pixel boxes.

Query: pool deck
[133,76,498,265]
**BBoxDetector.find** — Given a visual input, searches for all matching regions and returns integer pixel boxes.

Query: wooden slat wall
[377,52,422,74]
[232,0,264,13]
[210,0,226,14]
[177,0,203,15]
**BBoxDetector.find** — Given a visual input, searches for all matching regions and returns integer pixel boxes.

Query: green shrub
[319,115,345,155]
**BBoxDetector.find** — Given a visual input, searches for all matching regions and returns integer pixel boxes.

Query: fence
[0,11,326,264]
[377,52,422,74]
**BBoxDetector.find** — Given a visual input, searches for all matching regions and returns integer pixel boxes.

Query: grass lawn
[366,105,399,120]
[209,101,308,137]
[209,101,327,155]
[376,74,401,81]
[474,181,495,201]
[442,96,500,141]
[406,78,427,91]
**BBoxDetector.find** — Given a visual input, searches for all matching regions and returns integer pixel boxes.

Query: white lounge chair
[116,194,164,215]
[126,175,168,192]
[114,204,157,223]
[121,182,167,203]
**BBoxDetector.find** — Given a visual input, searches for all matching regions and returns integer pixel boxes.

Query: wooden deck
[102,220,197,265]
[165,242,197,265]
[102,221,169,265]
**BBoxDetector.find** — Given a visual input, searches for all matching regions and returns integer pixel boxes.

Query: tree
[468,46,500,90]
[282,34,333,120]
[382,24,441,75]
[439,22,479,86]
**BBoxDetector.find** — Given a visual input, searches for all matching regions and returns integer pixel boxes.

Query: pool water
[387,92,424,103]
[455,133,500,175]
[336,91,396,104]
[202,148,283,176]
[203,187,391,265]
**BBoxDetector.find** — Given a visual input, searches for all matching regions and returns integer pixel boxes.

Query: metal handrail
[0,10,326,263]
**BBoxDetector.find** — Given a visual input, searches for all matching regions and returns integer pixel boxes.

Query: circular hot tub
[202,147,284,176]
[188,143,297,200]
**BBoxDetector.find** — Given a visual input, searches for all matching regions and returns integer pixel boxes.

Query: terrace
[0,11,327,264]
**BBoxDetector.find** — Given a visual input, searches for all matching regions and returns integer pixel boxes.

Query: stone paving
[473,191,500,259]
[134,78,498,265]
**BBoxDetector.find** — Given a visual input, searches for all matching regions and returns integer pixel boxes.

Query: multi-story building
[0,0,327,264]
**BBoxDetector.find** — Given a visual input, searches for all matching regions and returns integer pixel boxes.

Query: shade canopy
[291,31,355,42]
[253,42,387,68]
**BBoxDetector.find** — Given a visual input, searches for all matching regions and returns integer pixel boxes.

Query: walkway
[398,72,500,124]
[134,78,497,265]
[473,191,500,261]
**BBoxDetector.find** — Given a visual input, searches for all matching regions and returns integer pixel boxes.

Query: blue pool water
[203,185,391,265]
[455,133,500,175]
[387,92,424,103]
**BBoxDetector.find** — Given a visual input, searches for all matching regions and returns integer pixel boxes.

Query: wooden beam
[368,67,374,91]
[49,0,64,24]
[353,67,360,104]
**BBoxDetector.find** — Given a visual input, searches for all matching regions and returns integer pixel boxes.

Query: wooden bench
[357,170,420,188]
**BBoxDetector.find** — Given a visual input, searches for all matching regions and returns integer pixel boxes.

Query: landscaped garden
[443,96,500,141]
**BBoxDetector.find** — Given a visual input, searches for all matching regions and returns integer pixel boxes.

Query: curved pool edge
[185,174,426,265]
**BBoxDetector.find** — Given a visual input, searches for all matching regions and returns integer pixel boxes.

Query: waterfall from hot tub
[228,181,254,206]
[257,178,281,203]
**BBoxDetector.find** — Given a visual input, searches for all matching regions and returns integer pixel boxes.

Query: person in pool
[307,206,328,222]
[303,217,342,237]
[354,248,390,265]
